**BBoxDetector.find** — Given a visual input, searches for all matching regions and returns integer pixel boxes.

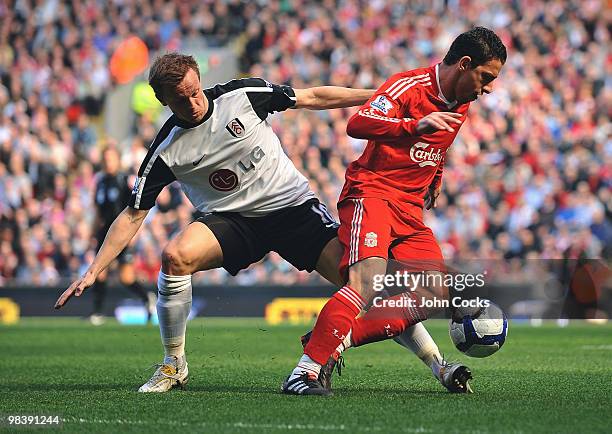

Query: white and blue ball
[449,301,508,358]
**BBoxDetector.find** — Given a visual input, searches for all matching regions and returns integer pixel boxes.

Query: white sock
[394,322,442,369]
[157,271,192,359]
[164,354,186,369]
[290,354,321,380]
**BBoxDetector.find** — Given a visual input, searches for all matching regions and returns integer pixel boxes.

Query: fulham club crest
[226,118,245,137]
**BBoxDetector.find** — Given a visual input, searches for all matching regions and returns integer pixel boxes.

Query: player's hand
[416,112,462,135]
[54,271,96,309]
[424,184,442,210]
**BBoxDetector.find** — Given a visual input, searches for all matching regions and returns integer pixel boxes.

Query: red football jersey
[340,64,470,210]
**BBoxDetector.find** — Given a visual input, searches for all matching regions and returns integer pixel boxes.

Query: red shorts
[337,198,444,280]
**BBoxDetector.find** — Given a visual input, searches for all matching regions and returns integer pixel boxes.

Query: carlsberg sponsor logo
[410,142,443,167]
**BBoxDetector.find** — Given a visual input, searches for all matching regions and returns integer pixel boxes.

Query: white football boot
[432,356,473,393]
[138,355,189,392]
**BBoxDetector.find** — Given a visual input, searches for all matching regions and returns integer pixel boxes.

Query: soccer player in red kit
[283,27,507,395]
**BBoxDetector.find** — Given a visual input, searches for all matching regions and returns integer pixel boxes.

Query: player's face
[162,68,207,125]
[455,58,503,104]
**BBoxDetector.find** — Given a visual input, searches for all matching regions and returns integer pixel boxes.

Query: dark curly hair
[443,27,507,67]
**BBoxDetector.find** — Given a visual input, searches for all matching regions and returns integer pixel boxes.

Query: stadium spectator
[0,0,609,285]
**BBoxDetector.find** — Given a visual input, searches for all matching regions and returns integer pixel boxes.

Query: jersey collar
[434,63,457,109]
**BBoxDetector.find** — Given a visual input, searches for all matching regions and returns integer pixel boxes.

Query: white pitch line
[580,345,612,350]
[65,417,431,432]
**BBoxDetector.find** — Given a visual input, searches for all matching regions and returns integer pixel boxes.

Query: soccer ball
[449,301,508,358]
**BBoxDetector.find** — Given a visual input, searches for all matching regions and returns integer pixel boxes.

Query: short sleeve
[128,156,176,210]
[245,78,296,120]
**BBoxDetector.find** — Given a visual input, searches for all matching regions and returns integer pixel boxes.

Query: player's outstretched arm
[54,206,149,309]
[293,87,375,110]
[347,109,462,141]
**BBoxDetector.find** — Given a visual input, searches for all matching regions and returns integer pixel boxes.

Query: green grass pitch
[1,318,611,433]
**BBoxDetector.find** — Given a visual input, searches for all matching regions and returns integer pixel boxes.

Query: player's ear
[458,56,473,71]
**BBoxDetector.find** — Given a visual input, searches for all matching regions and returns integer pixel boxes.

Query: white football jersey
[129,78,315,216]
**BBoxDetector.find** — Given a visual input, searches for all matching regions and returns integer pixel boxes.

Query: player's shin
[291,286,365,381]
[351,292,426,346]
[156,271,192,360]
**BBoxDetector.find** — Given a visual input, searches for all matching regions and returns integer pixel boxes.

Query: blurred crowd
[0,0,610,287]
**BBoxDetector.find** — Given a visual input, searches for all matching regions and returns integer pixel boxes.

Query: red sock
[304,286,366,365]
[352,292,427,347]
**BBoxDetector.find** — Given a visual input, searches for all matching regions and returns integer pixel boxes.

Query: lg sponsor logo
[209,169,239,191]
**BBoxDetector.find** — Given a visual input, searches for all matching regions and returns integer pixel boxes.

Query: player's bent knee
[161,243,197,275]
[162,238,222,275]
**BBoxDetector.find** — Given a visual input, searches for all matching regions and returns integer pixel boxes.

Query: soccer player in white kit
[55,53,454,393]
